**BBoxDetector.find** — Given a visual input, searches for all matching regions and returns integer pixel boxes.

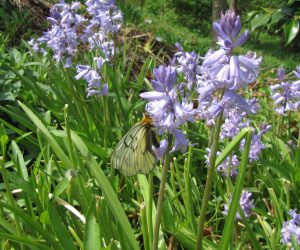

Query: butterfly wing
[111,122,156,176]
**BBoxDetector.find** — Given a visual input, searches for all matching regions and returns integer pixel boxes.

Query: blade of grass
[48,200,77,250]
[69,130,140,250]
[0,232,52,250]
[0,201,60,249]
[219,128,253,250]
[84,200,101,250]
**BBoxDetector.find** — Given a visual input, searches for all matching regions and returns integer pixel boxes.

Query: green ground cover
[0,1,300,250]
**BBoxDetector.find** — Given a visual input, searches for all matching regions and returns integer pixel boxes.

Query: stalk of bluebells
[140,65,196,156]
[223,190,254,220]
[29,0,122,97]
[197,10,262,120]
[270,66,300,115]
[173,42,201,91]
[85,0,122,55]
[281,210,300,247]
[197,11,270,176]
[75,57,108,96]
[29,1,85,68]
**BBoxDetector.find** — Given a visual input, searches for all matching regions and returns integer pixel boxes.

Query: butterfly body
[111,115,158,176]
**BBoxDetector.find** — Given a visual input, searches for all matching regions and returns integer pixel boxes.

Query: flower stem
[184,146,197,232]
[152,135,172,250]
[195,111,223,250]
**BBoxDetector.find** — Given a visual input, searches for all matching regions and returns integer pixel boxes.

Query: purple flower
[171,129,189,153]
[29,0,123,71]
[196,10,262,128]
[202,51,261,90]
[221,111,249,140]
[174,42,201,90]
[293,66,300,79]
[278,66,285,81]
[270,66,300,115]
[281,210,300,246]
[75,63,107,97]
[213,10,249,51]
[223,190,254,220]
[140,65,195,132]
[140,65,196,153]
[152,139,168,160]
[217,153,239,178]
[240,124,271,162]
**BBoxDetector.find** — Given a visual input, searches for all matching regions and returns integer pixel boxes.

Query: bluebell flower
[240,124,271,162]
[270,66,300,115]
[278,66,285,81]
[85,0,122,54]
[140,65,195,131]
[281,210,300,247]
[29,0,122,71]
[140,65,196,153]
[75,63,108,97]
[197,10,261,122]
[217,153,239,178]
[174,42,201,90]
[152,139,168,160]
[293,66,300,79]
[171,129,189,153]
[221,112,249,140]
[223,190,254,220]
[213,10,249,51]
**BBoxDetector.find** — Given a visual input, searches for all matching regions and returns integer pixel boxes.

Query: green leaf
[10,140,29,181]
[269,11,285,26]
[284,18,300,44]
[48,201,77,250]
[219,129,253,250]
[0,201,60,249]
[216,127,251,167]
[0,232,52,250]
[251,14,271,31]
[69,131,140,250]
[84,201,101,250]
[0,123,8,154]
[0,91,15,101]
[18,101,73,169]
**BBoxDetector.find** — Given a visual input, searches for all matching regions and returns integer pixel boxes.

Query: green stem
[219,129,253,250]
[184,146,197,232]
[148,173,154,250]
[0,156,25,250]
[195,112,223,250]
[152,135,172,250]
[288,111,291,139]
[141,203,150,250]
[298,124,300,148]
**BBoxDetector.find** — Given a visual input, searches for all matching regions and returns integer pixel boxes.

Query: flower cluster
[141,11,270,159]
[198,10,262,119]
[194,11,270,176]
[173,42,201,90]
[223,190,254,220]
[140,65,195,153]
[29,0,122,97]
[29,1,85,67]
[85,0,122,56]
[281,210,300,246]
[270,66,300,115]
[75,57,107,96]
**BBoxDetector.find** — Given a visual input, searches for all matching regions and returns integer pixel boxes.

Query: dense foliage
[0,1,300,250]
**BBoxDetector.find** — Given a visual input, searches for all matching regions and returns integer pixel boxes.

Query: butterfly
[111,115,159,176]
